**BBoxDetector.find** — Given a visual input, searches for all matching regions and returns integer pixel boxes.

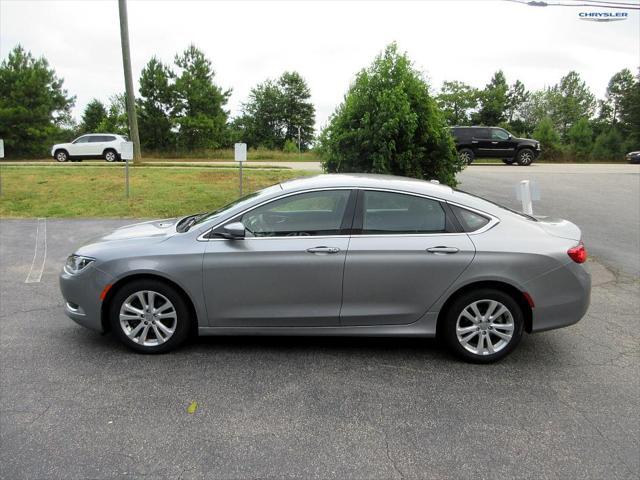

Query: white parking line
[25,218,47,284]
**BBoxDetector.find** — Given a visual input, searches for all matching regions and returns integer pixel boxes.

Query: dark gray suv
[451,126,541,166]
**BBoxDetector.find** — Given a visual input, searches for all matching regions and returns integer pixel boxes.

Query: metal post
[239,162,243,196]
[125,158,130,198]
[519,180,533,215]
[118,0,141,163]
[297,126,301,161]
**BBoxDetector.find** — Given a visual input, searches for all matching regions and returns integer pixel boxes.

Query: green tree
[278,71,315,149]
[518,90,550,136]
[548,71,596,139]
[0,45,75,157]
[318,44,462,185]
[592,128,624,161]
[603,68,635,126]
[138,57,175,150]
[80,99,107,134]
[173,45,230,150]
[617,69,640,150]
[505,80,529,124]
[436,81,479,126]
[477,71,508,125]
[566,117,593,160]
[533,117,562,161]
[97,94,128,135]
[237,71,315,150]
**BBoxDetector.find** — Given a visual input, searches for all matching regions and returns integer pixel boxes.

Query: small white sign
[0,139,4,158]
[121,141,134,161]
[234,143,247,162]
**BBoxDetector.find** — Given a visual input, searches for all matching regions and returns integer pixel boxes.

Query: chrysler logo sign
[579,11,629,22]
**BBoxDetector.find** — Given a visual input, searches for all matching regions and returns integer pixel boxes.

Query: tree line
[0,43,638,166]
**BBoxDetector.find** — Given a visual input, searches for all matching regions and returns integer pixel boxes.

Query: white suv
[51,134,127,162]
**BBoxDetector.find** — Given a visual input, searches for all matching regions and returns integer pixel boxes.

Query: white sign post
[121,141,134,198]
[235,143,247,196]
[515,180,540,216]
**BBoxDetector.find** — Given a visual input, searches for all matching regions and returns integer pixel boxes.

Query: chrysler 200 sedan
[60,174,591,363]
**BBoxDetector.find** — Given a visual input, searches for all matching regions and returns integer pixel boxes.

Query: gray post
[125,158,130,198]
[239,162,243,196]
[118,0,142,163]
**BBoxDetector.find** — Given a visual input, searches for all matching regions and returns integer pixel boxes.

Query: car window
[450,205,490,232]
[361,191,446,234]
[73,136,89,144]
[491,129,510,140]
[104,136,116,142]
[241,190,351,237]
[472,128,489,139]
[88,136,103,143]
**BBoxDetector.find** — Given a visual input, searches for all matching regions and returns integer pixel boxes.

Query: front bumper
[525,261,591,333]
[59,266,114,333]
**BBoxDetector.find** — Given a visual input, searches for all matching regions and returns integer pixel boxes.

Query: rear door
[470,128,491,157]
[88,135,106,156]
[340,190,476,326]
[203,189,356,327]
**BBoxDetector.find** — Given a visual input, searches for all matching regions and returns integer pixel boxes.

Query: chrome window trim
[197,186,500,241]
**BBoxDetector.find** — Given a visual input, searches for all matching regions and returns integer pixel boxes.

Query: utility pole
[118,0,141,163]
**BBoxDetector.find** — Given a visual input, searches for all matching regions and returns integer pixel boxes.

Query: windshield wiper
[177,213,205,233]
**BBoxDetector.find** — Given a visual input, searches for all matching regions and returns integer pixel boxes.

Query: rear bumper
[59,266,113,333]
[526,261,591,333]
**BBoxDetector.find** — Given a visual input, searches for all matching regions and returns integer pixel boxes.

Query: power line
[505,0,639,8]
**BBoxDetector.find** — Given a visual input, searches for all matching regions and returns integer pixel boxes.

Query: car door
[340,189,476,326]
[489,128,516,157]
[471,128,491,157]
[88,135,105,156]
[202,189,356,327]
[69,135,92,156]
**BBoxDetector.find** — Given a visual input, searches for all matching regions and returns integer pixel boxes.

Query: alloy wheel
[519,151,533,165]
[119,290,177,347]
[459,152,471,164]
[56,152,67,162]
[105,151,116,162]
[455,299,514,356]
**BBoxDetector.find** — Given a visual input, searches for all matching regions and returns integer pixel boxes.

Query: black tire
[516,148,534,166]
[502,158,515,165]
[442,288,524,363]
[458,148,475,165]
[104,149,118,162]
[55,150,68,162]
[109,279,191,354]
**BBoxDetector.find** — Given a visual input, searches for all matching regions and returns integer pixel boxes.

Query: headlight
[64,255,95,275]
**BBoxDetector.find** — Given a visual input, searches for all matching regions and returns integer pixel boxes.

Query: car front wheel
[55,150,68,162]
[443,289,524,363]
[110,279,191,353]
[516,148,534,166]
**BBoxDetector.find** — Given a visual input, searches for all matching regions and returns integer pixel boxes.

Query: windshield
[190,184,283,227]
[454,189,538,222]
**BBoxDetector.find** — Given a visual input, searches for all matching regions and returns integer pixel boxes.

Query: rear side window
[472,128,489,139]
[450,205,490,232]
[104,136,116,142]
[88,136,102,142]
[360,191,446,234]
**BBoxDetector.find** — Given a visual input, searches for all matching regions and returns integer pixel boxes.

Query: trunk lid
[535,216,582,241]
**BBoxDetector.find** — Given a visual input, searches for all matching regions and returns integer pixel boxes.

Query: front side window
[241,190,351,237]
[491,129,510,140]
[361,191,446,234]
[73,136,89,144]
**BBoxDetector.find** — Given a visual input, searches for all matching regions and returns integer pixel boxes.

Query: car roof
[279,173,513,217]
[80,133,122,136]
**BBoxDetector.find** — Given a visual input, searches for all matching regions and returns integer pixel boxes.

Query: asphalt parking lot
[1,165,639,479]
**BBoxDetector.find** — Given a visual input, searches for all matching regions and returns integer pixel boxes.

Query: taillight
[568,242,587,264]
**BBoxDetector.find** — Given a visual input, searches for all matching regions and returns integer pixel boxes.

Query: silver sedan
[59,174,591,362]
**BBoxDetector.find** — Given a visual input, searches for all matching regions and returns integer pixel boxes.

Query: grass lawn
[0,166,309,218]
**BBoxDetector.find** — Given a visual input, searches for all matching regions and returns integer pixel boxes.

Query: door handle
[306,246,340,254]
[427,246,459,254]
[471,140,479,144]
[491,141,499,144]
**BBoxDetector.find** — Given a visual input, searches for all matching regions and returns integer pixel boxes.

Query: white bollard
[519,180,533,215]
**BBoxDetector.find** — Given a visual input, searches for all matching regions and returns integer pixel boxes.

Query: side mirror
[221,222,245,239]
[508,134,513,140]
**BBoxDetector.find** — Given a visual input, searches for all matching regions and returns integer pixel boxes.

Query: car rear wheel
[516,148,534,166]
[443,289,524,363]
[458,148,475,165]
[110,279,190,353]
[104,149,117,162]
[55,150,68,162]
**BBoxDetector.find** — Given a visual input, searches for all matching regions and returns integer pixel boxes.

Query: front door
[203,189,355,327]
[340,190,476,326]
[489,128,516,157]
[68,135,92,156]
